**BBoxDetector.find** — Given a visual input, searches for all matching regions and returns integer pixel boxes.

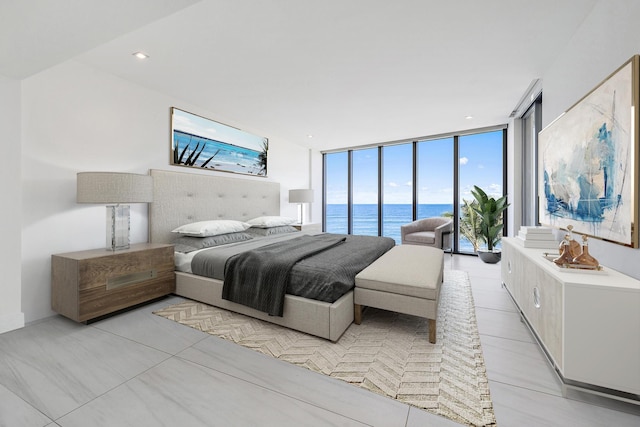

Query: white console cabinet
[501,237,640,401]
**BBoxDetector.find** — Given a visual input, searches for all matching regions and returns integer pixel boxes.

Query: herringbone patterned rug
[154,270,496,426]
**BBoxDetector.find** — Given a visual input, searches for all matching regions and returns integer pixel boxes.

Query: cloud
[459,157,469,165]
[173,115,218,141]
[326,193,348,204]
[487,183,503,196]
[388,182,398,187]
[404,181,412,187]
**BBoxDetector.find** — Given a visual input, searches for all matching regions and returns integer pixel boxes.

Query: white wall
[20,60,310,322]
[0,74,25,333]
[541,0,640,279]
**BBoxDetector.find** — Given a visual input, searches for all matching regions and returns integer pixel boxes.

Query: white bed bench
[353,245,444,343]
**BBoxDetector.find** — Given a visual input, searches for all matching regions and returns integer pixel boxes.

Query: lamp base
[106,205,130,251]
[296,203,304,225]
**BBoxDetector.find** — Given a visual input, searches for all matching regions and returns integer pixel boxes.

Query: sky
[326,130,504,204]
[172,107,267,151]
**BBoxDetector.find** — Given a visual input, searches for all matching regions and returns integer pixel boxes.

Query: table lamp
[77,172,153,251]
[289,189,314,224]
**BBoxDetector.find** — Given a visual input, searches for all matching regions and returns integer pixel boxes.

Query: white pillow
[247,215,296,228]
[171,220,251,237]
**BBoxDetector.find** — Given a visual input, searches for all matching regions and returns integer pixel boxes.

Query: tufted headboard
[148,169,280,244]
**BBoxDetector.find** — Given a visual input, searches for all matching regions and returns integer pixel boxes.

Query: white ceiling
[0,0,201,78]
[1,0,597,151]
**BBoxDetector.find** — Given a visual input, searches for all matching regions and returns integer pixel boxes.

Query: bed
[148,169,394,341]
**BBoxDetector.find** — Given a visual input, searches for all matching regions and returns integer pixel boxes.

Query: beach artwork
[538,55,639,247]
[171,107,268,176]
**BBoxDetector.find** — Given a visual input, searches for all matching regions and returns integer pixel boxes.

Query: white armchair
[401,217,453,251]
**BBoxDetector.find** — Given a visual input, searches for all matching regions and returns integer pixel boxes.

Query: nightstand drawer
[79,270,175,321]
[76,246,174,291]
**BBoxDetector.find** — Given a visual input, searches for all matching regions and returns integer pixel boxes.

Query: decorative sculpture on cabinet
[551,225,601,270]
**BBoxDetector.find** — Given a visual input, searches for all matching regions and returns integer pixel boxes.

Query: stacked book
[516,226,558,249]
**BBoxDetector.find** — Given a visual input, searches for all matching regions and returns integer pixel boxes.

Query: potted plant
[470,185,509,263]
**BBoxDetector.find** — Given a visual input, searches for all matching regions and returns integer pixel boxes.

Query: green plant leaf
[469,185,510,252]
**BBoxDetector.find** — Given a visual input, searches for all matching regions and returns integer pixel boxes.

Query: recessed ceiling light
[465,115,473,120]
[307,135,313,138]
[132,52,149,59]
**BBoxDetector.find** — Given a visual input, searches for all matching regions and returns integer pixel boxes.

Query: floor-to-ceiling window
[323,127,506,254]
[417,137,454,219]
[324,152,348,233]
[457,129,506,253]
[522,96,542,226]
[382,144,413,243]
[351,148,379,236]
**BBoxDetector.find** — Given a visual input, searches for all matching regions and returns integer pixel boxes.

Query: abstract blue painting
[539,56,639,247]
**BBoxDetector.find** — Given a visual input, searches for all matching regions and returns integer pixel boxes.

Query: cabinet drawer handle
[508,260,512,274]
[533,286,541,308]
[107,270,157,290]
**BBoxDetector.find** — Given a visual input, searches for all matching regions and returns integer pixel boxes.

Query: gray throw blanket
[222,234,347,316]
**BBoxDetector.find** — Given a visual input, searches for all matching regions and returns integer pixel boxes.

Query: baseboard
[0,311,25,334]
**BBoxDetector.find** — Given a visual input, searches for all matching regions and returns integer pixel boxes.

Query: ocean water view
[173,130,263,174]
[325,204,475,252]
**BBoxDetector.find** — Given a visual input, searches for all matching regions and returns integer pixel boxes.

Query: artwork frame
[170,107,268,177]
[538,55,639,248]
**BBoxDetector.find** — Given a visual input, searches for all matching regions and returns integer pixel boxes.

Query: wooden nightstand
[51,243,175,322]
[292,223,322,233]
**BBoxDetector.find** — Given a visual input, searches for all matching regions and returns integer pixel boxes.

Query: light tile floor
[0,255,638,426]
